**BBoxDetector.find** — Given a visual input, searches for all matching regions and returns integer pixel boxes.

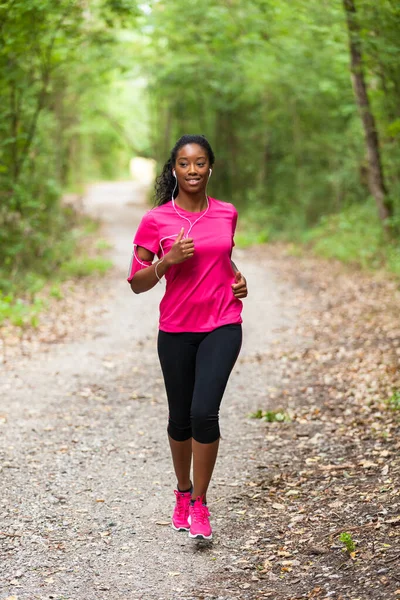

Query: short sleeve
[134,210,160,254]
[231,206,238,248]
[127,211,159,282]
[127,252,152,282]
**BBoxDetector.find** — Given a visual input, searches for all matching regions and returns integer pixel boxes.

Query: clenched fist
[231,271,248,299]
[165,228,195,265]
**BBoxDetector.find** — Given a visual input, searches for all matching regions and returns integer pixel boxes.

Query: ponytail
[154,158,177,206]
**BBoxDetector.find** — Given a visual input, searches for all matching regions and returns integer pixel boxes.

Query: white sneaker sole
[187,515,212,539]
[171,522,190,532]
[188,531,213,540]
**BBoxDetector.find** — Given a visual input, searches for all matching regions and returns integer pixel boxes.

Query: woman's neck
[175,191,208,213]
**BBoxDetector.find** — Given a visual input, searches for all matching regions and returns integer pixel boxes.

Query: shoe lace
[174,490,189,516]
[192,501,210,524]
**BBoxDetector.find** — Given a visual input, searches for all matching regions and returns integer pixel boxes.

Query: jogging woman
[127,134,247,540]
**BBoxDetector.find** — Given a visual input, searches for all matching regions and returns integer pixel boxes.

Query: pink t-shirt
[127,197,243,333]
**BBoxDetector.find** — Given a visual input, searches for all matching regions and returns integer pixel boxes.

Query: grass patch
[339,532,356,554]
[249,409,291,422]
[95,238,113,251]
[60,256,112,278]
[49,284,64,300]
[0,294,44,330]
[386,390,400,411]
[235,230,270,248]
[301,201,400,275]
[82,217,101,235]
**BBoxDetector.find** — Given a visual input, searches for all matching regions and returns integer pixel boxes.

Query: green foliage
[49,285,64,300]
[0,0,141,296]
[237,196,400,277]
[0,209,111,330]
[144,0,363,215]
[386,390,400,411]
[142,0,399,246]
[301,200,400,275]
[2,0,400,302]
[0,293,44,330]
[0,254,111,331]
[95,239,113,251]
[235,230,270,249]
[339,532,356,554]
[249,409,291,423]
[82,218,101,235]
[60,256,112,278]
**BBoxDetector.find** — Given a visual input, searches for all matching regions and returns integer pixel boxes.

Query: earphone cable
[131,172,211,274]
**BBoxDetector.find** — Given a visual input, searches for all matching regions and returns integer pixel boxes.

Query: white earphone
[172,168,212,177]
[131,166,212,279]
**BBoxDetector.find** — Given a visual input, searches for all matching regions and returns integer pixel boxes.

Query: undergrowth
[237,199,400,277]
[339,531,356,554]
[386,390,400,411]
[0,213,112,330]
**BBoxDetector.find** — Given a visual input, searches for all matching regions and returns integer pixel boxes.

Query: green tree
[0,0,139,290]
[142,0,399,237]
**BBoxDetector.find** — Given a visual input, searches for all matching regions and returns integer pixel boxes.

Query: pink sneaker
[171,489,191,531]
[188,496,212,540]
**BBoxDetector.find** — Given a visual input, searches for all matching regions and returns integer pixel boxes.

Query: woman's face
[174,144,210,194]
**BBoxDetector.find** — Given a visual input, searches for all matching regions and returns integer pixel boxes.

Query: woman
[127,134,247,540]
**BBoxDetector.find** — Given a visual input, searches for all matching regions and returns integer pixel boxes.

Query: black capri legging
[157,324,242,444]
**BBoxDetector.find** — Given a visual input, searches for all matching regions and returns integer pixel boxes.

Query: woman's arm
[230,260,248,299]
[231,260,239,274]
[130,246,169,294]
[130,228,195,294]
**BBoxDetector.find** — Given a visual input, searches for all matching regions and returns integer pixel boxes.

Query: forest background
[1,0,399,322]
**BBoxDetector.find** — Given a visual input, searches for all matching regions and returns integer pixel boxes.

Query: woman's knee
[168,418,192,442]
[191,410,220,444]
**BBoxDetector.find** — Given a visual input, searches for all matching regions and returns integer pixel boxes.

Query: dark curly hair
[154,134,215,206]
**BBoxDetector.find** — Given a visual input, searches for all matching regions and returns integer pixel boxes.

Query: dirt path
[1,182,399,600]
[0,181,297,600]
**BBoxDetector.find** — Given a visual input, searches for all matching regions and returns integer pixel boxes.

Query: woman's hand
[231,271,248,298]
[165,228,195,265]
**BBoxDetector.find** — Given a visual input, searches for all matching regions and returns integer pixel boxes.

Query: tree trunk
[342,0,393,223]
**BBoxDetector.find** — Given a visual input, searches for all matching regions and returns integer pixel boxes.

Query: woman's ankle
[177,481,192,493]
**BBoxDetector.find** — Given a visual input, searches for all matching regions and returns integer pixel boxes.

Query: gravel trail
[0,182,294,600]
[0,182,295,600]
